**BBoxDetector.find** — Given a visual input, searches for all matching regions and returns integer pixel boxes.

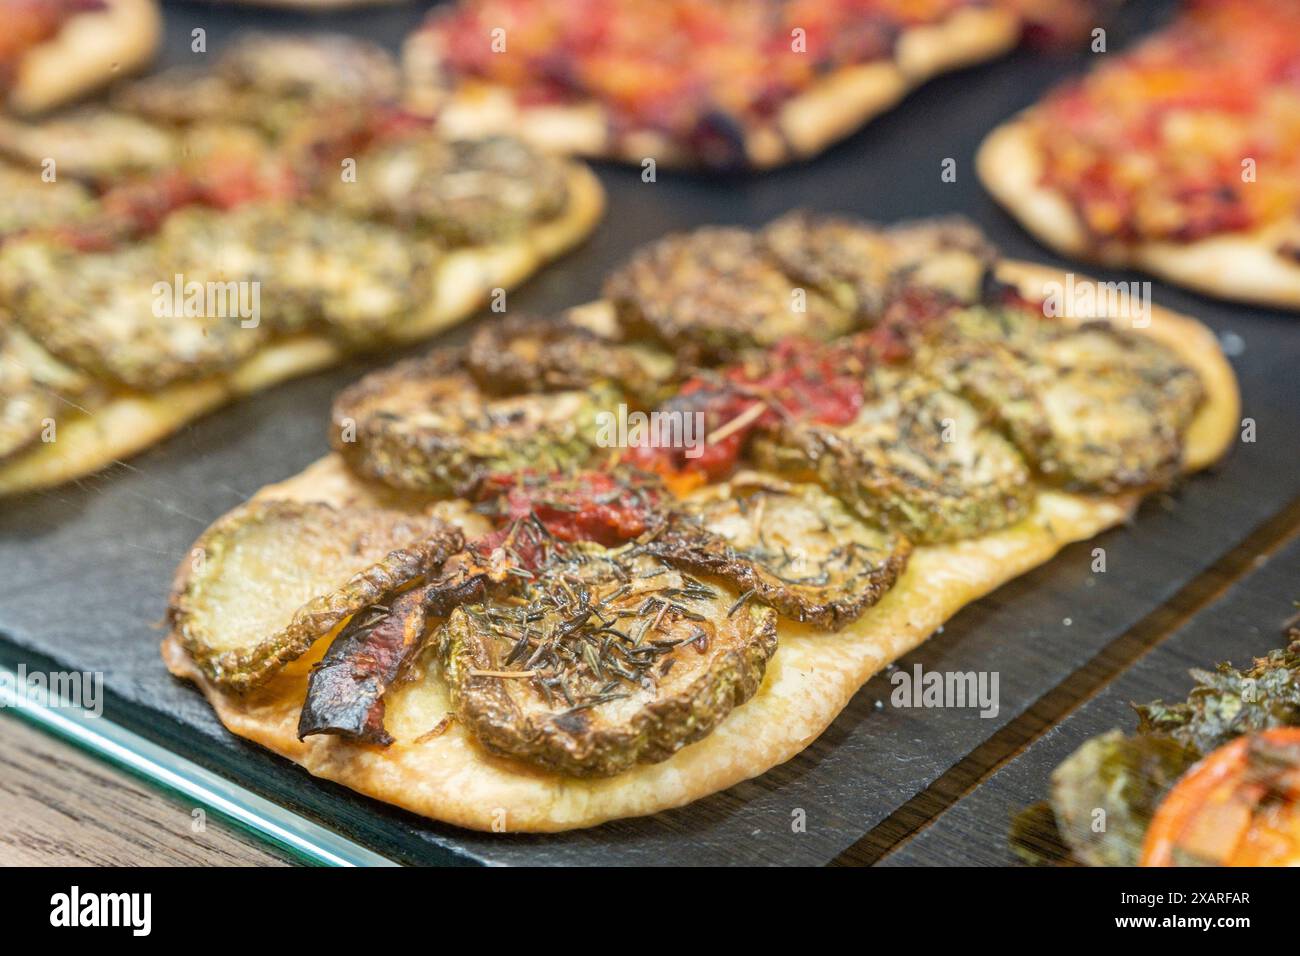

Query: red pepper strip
[479,470,664,546]
[297,585,430,745]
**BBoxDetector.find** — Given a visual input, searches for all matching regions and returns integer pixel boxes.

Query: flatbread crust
[0,163,604,495]
[200,0,402,6]
[8,0,162,115]
[979,116,1300,310]
[162,262,1240,832]
[408,7,1021,168]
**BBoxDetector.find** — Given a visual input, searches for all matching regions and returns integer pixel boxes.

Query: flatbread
[8,0,162,115]
[163,261,1240,832]
[407,7,1021,168]
[209,0,401,6]
[0,163,604,495]
[979,116,1300,310]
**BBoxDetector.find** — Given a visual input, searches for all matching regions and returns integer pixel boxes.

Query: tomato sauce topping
[423,0,987,157]
[1036,0,1300,244]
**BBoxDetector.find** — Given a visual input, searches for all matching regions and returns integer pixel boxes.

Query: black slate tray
[881,532,1300,867]
[2,0,1299,865]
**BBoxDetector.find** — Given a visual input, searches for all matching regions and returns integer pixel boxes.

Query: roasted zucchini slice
[603,227,852,362]
[0,110,178,183]
[299,520,578,744]
[876,216,997,305]
[218,204,438,343]
[332,352,614,495]
[0,330,55,462]
[761,212,896,320]
[0,237,268,390]
[925,308,1205,493]
[756,366,1034,544]
[217,33,401,105]
[643,473,909,628]
[445,546,778,777]
[111,69,242,130]
[762,213,995,320]
[466,314,676,402]
[0,325,96,399]
[170,499,461,692]
[0,163,96,239]
[114,34,400,135]
[1033,322,1203,492]
[330,136,570,246]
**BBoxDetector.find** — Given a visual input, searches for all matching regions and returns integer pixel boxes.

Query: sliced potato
[332,352,613,495]
[644,473,910,628]
[603,227,852,362]
[756,366,1034,543]
[330,136,570,245]
[444,546,778,777]
[169,500,461,692]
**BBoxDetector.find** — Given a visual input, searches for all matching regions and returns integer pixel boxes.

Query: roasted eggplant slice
[330,136,570,246]
[762,213,995,320]
[603,227,852,363]
[170,500,461,692]
[332,352,614,495]
[925,307,1205,494]
[756,366,1034,544]
[445,546,778,777]
[466,314,677,402]
[0,237,268,390]
[0,330,55,462]
[642,473,909,628]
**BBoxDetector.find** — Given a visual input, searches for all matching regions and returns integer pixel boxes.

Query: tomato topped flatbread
[0,0,160,114]
[980,0,1300,308]
[407,0,1094,169]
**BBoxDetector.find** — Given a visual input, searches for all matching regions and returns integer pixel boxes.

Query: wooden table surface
[0,714,289,867]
